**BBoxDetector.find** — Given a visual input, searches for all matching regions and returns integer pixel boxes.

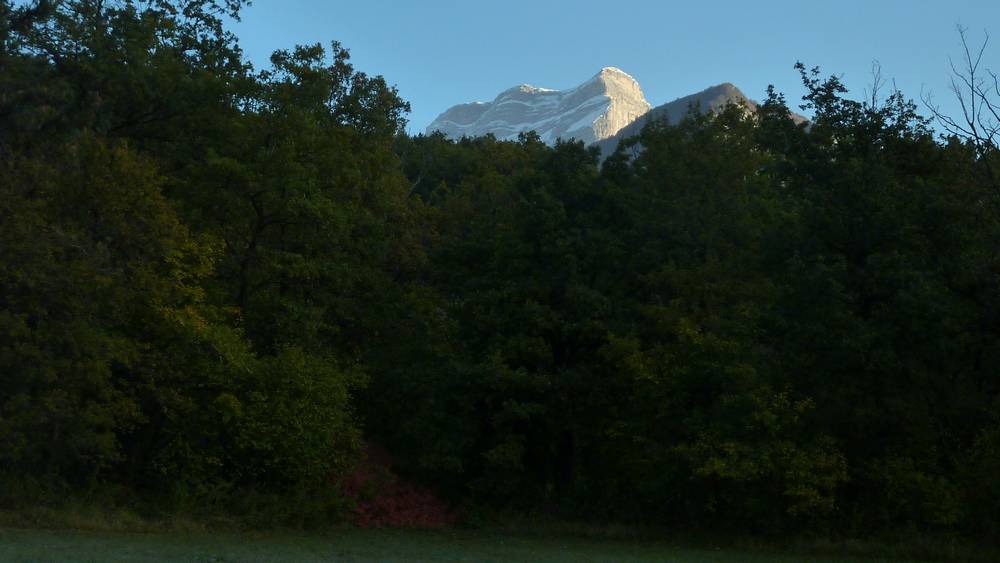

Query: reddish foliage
[340,444,455,528]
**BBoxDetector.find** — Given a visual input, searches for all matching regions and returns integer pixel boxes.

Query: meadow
[0,527,934,563]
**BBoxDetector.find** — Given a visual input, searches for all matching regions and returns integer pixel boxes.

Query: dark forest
[2,0,999,547]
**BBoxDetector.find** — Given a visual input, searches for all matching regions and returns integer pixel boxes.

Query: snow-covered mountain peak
[515,84,557,94]
[426,68,651,145]
[596,66,637,82]
[427,73,807,159]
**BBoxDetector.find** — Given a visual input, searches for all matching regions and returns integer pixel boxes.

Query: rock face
[593,82,755,157]
[594,83,809,158]
[425,67,652,145]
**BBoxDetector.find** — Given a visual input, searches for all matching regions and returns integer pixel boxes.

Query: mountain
[593,82,750,157]
[593,82,809,157]
[427,71,807,157]
[425,67,652,145]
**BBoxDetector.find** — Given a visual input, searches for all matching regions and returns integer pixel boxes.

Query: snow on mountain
[425,67,652,145]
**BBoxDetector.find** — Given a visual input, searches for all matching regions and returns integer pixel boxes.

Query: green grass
[1,507,994,562]
[0,526,926,563]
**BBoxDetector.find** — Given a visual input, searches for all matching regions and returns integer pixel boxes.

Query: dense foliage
[2,0,999,541]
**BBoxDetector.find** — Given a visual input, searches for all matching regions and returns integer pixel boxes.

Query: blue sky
[230,0,1000,135]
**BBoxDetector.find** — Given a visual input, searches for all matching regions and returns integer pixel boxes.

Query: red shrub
[340,444,455,528]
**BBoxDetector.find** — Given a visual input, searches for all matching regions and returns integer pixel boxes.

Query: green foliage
[2,0,999,544]
[380,67,1000,541]
[0,135,203,495]
[0,0,393,513]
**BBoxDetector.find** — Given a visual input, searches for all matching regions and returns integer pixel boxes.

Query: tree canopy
[1,0,999,542]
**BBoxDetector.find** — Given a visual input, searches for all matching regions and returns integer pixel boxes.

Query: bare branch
[928,27,999,150]
[924,26,1000,202]
[865,60,886,108]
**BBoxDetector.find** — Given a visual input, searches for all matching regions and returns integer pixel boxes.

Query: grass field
[0,526,929,563]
